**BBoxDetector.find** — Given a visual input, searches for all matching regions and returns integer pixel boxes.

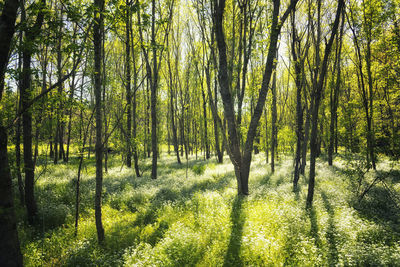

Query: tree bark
[0,0,23,263]
[0,0,19,100]
[150,0,158,179]
[271,69,277,173]
[94,0,105,243]
[201,86,210,159]
[167,35,181,164]
[328,11,344,166]
[131,27,141,177]
[292,9,304,190]
[125,0,132,168]
[0,126,23,267]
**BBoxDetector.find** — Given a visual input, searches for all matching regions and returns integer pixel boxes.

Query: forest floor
[16,152,400,266]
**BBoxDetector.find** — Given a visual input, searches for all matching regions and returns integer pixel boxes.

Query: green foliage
[17,153,400,266]
[192,163,205,175]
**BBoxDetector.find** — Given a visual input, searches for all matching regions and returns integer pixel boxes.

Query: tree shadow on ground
[321,191,339,266]
[308,207,321,249]
[134,170,235,227]
[223,196,245,267]
[354,185,400,233]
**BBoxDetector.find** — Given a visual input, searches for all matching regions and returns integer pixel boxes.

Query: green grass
[16,152,400,266]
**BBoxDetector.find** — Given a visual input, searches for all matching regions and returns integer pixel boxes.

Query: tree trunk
[0,0,22,261]
[21,0,46,223]
[94,0,105,243]
[0,126,23,266]
[265,107,269,163]
[131,31,141,177]
[271,69,277,173]
[202,87,210,159]
[66,66,76,163]
[306,0,343,208]
[56,5,65,164]
[125,0,132,168]
[205,61,222,163]
[328,12,344,166]
[150,0,158,179]
[0,0,20,100]
[292,9,303,190]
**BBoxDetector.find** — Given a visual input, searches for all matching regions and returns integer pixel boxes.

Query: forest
[0,0,400,265]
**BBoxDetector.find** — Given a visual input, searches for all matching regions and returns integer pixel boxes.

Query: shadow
[275,175,284,186]
[380,169,400,184]
[223,196,245,267]
[308,207,321,249]
[321,191,339,266]
[134,171,235,228]
[353,185,400,233]
[293,185,301,202]
[259,173,272,187]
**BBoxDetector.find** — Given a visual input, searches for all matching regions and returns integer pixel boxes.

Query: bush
[38,203,71,230]
[192,164,205,175]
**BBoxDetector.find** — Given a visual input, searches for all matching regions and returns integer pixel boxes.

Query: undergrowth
[16,153,400,266]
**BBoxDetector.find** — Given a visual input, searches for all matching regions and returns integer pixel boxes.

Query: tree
[125,0,133,168]
[137,0,174,179]
[306,0,344,208]
[21,0,46,224]
[213,0,298,195]
[291,6,309,189]
[328,10,345,166]
[94,0,105,243]
[0,0,23,265]
[271,67,277,173]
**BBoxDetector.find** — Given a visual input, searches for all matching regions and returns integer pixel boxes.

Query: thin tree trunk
[271,69,277,173]
[265,106,269,163]
[328,12,344,166]
[292,9,303,189]
[66,68,76,163]
[21,0,46,224]
[75,109,94,236]
[167,35,181,164]
[307,0,343,208]
[94,0,105,243]
[131,28,141,177]
[150,0,158,179]
[202,87,210,159]
[15,24,25,205]
[125,0,132,168]
[301,102,310,174]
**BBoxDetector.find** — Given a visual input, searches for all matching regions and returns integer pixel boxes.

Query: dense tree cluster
[0,0,399,264]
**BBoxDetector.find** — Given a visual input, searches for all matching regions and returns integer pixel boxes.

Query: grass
[16,152,400,266]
